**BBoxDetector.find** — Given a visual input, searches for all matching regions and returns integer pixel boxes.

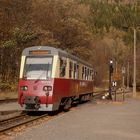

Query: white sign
[112,81,117,87]
[122,67,126,74]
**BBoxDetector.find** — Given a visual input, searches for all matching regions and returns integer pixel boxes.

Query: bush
[0,82,17,92]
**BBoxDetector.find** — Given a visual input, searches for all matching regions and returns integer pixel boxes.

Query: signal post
[108,60,113,100]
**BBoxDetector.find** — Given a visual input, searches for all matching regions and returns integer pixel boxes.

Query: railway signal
[108,60,114,100]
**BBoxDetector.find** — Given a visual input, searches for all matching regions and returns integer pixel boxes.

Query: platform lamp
[108,60,113,100]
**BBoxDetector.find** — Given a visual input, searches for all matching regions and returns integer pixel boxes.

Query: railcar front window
[23,57,53,80]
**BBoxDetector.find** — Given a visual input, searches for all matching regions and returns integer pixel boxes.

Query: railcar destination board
[29,50,51,55]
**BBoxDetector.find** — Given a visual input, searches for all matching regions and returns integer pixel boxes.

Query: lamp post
[127,61,130,90]
[133,28,136,97]
[122,26,138,97]
[108,60,113,100]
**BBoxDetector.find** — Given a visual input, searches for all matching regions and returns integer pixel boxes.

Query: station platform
[0,102,20,112]
[7,98,140,140]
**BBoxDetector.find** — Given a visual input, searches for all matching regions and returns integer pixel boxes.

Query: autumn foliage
[0,0,140,90]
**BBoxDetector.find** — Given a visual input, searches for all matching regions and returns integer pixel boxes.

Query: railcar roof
[22,46,93,68]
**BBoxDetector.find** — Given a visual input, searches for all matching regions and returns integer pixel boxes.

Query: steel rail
[0,113,26,124]
[0,98,17,104]
[0,90,131,134]
[0,92,106,134]
[0,113,48,134]
[93,90,131,98]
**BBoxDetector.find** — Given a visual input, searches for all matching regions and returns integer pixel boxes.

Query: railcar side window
[69,61,73,78]
[85,67,87,80]
[87,68,89,80]
[77,65,79,79]
[82,66,85,80]
[74,63,77,79]
[60,59,66,77]
[90,70,94,80]
[90,70,92,76]
[92,70,94,80]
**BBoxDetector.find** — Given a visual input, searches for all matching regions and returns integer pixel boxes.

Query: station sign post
[112,81,117,101]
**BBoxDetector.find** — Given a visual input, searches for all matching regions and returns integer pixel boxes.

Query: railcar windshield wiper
[35,63,52,83]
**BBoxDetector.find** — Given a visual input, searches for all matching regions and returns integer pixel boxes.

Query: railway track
[0,89,130,104]
[0,89,131,135]
[0,98,17,104]
[93,89,131,100]
[0,92,104,135]
[93,90,108,99]
[0,112,49,134]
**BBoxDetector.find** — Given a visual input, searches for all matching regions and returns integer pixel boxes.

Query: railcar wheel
[89,93,93,101]
[64,98,72,112]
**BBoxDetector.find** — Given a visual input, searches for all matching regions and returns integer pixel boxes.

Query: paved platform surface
[0,102,20,111]
[7,99,140,140]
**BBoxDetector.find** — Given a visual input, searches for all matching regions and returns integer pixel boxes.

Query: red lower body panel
[18,78,93,111]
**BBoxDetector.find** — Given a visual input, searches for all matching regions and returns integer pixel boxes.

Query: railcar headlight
[20,86,28,91]
[47,86,52,91]
[43,86,48,91]
[43,86,52,91]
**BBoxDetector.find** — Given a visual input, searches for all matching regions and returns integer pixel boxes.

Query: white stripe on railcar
[52,55,59,78]
[20,56,26,79]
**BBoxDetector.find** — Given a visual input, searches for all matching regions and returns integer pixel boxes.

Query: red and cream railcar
[18,46,94,111]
